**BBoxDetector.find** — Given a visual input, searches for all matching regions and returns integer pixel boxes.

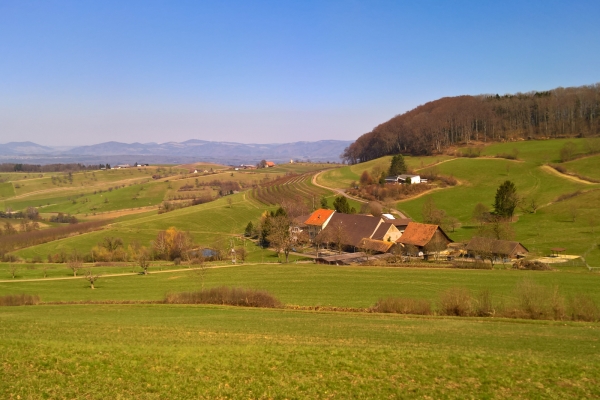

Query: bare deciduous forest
[343,84,600,163]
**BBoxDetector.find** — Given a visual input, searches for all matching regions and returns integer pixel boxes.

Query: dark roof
[466,237,529,257]
[396,222,453,247]
[317,252,366,264]
[321,213,383,248]
[382,216,413,228]
[371,222,396,241]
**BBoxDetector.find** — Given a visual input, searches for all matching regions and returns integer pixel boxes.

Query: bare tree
[569,208,578,222]
[267,215,295,263]
[9,264,18,279]
[138,248,150,275]
[326,221,349,254]
[68,259,82,277]
[192,254,207,289]
[472,203,491,226]
[84,269,101,289]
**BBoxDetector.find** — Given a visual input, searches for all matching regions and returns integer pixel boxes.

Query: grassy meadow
[2,303,598,399]
[1,143,600,398]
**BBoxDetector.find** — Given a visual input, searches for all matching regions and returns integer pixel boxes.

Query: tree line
[343,84,600,163]
[0,163,111,172]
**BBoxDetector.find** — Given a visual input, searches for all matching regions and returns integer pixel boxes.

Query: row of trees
[343,84,600,162]
[0,163,111,172]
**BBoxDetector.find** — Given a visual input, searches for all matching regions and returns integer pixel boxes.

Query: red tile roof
[396,222,453,247]
[304,209,335,226]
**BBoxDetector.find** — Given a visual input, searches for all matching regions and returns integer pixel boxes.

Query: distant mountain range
[0,140,352,165]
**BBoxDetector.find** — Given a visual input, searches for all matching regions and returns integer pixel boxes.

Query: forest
[342,84,600,163]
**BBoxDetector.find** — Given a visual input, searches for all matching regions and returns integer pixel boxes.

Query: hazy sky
[1,0,599,146]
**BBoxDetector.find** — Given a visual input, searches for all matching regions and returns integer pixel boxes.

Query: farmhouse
[265,161,275,168]
[385,174,421,184]
[466,237,528,259]
[396,222,453,253]
[304,209,335,239]
[304,209,409,254]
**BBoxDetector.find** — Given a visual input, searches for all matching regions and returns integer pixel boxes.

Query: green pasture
[396,157,600,264]
[1,263,598,305]
[8,168,156,196]
[562,154,600,180]
[2,304,597,399]
[0,182,15,199]
[12,193,271,260]
[480,138,591,164]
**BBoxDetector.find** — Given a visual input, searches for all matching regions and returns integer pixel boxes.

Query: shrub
[473,289,495,317]
[438,287,473,316]
[452,261,492,270]
[372,297,432,315]
[569,294,600,322]
[0,294,40,306]
[164,286,282,308]
[509,279,565,320]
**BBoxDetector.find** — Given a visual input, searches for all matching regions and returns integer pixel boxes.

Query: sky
[1,0,599,146]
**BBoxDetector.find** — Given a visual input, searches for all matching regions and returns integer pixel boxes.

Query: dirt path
[311,171,407,218]
[540,165,595,185]
[0,262,282,283]
[414,157,457,171]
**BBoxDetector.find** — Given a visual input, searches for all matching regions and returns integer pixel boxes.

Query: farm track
[540,165,597,184]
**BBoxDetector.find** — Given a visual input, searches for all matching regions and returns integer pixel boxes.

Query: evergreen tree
[493,180,519,219]
[320,195,329,209]
[244,221,254,237]
[388,154,407,176]
[333,196,352,214]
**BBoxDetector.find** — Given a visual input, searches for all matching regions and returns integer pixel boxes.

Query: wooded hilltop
[343,84,600,163]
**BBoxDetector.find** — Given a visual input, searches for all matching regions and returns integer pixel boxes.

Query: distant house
[265,161,276,168]
[466,237,528,259]
[116,164,131,169]
[385,174,421,184]
[396,222,453,254]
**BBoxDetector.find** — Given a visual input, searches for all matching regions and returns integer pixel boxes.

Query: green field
[2,147,600,398]
[1,262,600,399]
[1,263,598,305]
[1,304,598,399]
[562,154,600,180]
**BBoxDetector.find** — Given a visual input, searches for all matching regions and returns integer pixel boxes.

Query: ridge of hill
[0,139,352,165]
[343,83,600,163]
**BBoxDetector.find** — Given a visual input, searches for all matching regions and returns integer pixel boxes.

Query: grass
[480,138,590,164]
[562,154,600,180]
[394,154,600,265]
[2,263,599,305]
[1,304,599,399]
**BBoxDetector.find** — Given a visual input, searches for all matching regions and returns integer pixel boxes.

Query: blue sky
[1,0,599,146]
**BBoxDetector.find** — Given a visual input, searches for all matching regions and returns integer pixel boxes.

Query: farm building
[305,209,403,254]
[385,174,421,184]
[466,237,528,259]
[265,161,275,167]
[304,209,336,239]
[382,215,413,233]
[396,222,453,253]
